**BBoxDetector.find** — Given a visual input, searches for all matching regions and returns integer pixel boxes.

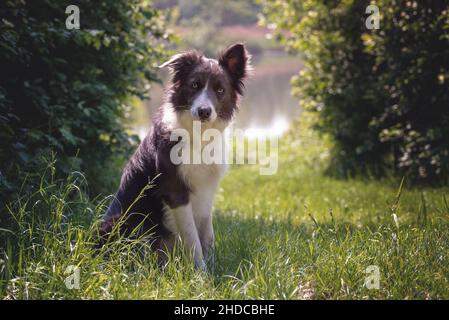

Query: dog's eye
[192,82,199,89]
[217,87,224,95]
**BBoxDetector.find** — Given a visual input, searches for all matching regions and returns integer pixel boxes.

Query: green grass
[1,123,448,299]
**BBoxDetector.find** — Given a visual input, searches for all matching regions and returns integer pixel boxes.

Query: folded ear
[218,43,251,94]
[159,51,202,83]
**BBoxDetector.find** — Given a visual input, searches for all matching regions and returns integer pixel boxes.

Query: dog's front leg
[171,203,206,271]
[198,215,214,263]
[200,215,215,272]
[191,193,215,271]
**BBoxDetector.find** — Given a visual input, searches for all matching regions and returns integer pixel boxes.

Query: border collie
[99,43,250,270]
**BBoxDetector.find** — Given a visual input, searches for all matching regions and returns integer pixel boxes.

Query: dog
[99,43,251,270]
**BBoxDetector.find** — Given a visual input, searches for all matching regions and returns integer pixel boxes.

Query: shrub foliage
[260,0,449,183]
[0,0,169,201]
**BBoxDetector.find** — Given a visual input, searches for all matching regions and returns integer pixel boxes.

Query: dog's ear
[159,51,201,83]
[218,43,251,94]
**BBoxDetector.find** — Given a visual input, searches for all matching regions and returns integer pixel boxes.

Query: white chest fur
[163,162,226,234]
[178,162,227,193]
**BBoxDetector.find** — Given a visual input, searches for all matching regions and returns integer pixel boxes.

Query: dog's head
[160,43,251,124]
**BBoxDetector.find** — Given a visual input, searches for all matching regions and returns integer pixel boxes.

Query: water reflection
[243,117,289,138]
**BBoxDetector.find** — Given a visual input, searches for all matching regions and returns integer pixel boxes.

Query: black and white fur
[99,43,251,270]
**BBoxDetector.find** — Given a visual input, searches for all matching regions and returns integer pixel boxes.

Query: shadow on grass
[210,209,449,299]
[212,210,375,279]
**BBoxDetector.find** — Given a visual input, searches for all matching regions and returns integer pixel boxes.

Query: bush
[0,0,170,204]
[260,0,449,183]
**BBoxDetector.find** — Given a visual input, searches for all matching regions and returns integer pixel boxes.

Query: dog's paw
[195,259,208,273]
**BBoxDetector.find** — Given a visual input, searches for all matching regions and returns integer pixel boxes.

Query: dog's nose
[198,106,212,120]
